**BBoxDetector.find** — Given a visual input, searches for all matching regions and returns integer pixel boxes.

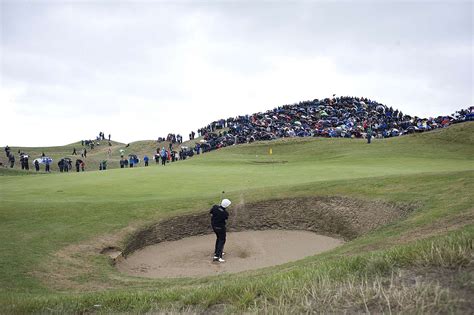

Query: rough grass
[0,122,473,313]
[2,230,472,314]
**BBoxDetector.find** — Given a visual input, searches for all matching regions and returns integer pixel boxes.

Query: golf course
[0,121,473,313]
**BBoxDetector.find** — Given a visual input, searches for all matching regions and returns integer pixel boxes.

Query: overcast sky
[0,0,472,147]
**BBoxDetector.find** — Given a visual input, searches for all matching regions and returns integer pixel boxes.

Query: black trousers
[213,225,226,258]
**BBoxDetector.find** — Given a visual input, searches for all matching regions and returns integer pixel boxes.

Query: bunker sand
[117,230,343,278]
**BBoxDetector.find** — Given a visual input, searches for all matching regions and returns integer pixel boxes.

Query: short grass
[0,122,473,313]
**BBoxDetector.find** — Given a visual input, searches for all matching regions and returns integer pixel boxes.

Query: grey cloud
[0,1,472,146]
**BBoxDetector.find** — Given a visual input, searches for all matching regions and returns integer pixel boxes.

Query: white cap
[221,199,232,208]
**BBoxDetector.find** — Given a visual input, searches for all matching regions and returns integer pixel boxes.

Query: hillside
[2,121,472,175]
[0,122,473,313]
[0,139,175,173]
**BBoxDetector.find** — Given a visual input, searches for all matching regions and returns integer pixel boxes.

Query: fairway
[0,122,473,313]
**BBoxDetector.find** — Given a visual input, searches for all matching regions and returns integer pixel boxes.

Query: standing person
[144,155,149,166]
[83,148,87,158]
[45,159,50,172]
[367,126,373,144]
[58,159,64,172]
[160,147,167,166]
[20,154,25,170]
[24,155,29,170]
[108,134,111,141]
[72,148,77,155]
[34,159,40,172]
[210,199,232,263]
[8,153,15,168]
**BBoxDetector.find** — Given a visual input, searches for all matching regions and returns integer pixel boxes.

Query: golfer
[210,198,231,263]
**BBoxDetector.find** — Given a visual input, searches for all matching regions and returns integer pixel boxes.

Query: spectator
[75,159,81,172]
[8,153,15,168]
[20,154,25,170]
[160,147,167,166]
[58,159,64,172]
[23,154,29,170]
[99,160,107,170]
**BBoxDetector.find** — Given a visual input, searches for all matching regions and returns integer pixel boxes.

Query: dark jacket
[210,205,229,228]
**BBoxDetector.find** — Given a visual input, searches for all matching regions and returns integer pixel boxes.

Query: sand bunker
[117,230,343,278]
[114,196,413,279]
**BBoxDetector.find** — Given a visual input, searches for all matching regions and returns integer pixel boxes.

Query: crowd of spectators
[192,96,473,153]
[81,131,112,150]
[158,133,183,144]
[2,97,473,172]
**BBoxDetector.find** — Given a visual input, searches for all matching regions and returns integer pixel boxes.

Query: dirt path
[117,230,343,278]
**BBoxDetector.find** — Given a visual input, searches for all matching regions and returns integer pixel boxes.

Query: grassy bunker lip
[121,196,414,258]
